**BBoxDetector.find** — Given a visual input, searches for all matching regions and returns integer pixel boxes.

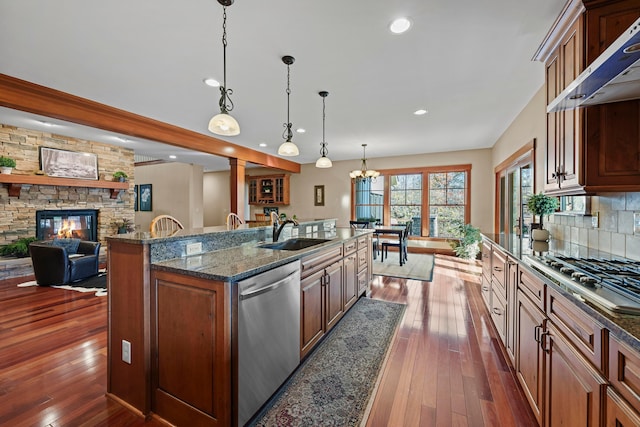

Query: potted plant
[0,237,38,258]
[0,156,16,174]
[112,171,128,182]
[526,192,558,241]
[112,218,135,234]
[448,222,482,260]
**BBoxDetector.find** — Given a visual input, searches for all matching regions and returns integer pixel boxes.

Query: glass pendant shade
[316,155,333,168]
[208,113,240,136]
[278,141,299,156]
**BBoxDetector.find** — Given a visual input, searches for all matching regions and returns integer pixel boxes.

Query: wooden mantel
[0,174,129,198]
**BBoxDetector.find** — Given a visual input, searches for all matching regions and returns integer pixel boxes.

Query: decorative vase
[0,167,13,175]
[531,228,550,242]
[117,227,127,234]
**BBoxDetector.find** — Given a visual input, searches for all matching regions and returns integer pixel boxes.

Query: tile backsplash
[546,192,640,261]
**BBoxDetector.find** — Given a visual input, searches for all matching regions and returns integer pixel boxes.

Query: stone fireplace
[36,209,99,242]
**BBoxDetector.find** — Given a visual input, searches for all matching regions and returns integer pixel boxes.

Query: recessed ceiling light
[259,143,267,147]
[390,18,411,34]
[296,128,306,133]
[203,78,220,87]
[169,155,177,159]
[414,109,428,115]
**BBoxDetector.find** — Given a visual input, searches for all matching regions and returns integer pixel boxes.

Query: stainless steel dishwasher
[237,260,300,426]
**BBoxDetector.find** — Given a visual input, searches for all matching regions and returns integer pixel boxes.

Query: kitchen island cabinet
[106,223,372,426]
[535,0,640,195]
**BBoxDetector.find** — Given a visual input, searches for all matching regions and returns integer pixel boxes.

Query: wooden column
[229,158,246,220]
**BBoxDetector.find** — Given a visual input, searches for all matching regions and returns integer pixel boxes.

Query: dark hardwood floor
[0,255,536,426]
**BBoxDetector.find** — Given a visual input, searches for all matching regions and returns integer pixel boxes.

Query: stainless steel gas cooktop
[524,254,640,315]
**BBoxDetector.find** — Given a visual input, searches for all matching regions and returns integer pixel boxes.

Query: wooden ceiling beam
[0,73,300,173]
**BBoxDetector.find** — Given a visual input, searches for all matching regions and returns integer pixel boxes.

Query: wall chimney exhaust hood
[547,17,640,113]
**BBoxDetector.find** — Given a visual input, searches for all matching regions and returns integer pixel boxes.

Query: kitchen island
[105,219,373,426]
[482,233,640,425]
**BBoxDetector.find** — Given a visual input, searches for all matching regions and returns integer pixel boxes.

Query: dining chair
[150,215,184,233]
[350,220,379,259]
[381,221,411,266]
[226,212,244,230]
[349,220,371,229]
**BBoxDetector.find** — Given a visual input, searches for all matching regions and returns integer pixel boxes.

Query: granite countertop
[483,233,640,352]
[152,228,370,282]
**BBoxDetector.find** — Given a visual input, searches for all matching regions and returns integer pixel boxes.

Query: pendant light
[208,0,240,136]
[349,144,380,181]
[315,91,332,168]
[277,55,299,156]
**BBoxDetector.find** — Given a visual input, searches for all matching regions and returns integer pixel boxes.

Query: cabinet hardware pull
[492,307,502,315]
[534,325,541,343]
[493,266,502,271]
[482,286,489,291]
[540,331,550,353]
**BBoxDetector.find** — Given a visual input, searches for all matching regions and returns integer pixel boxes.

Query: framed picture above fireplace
[40,147,99,180]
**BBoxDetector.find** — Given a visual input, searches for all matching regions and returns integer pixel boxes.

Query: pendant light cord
[219,6,234,113]
[283,62,293,141]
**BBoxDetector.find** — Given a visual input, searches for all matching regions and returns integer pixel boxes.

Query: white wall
[134,162,204,231]
[203,170,231,226]
[241,148,494,233]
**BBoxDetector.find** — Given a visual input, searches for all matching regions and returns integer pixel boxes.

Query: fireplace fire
[36,209,98,242]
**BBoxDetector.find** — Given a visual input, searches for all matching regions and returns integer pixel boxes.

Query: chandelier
[208,0,240,136]
[349,144,380,180]
[315,91,332,168]
[277,55,299,156]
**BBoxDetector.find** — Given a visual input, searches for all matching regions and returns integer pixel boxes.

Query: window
[352,165,470,238]
[428,171,467,238]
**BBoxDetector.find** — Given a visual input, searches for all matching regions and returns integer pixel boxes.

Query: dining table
[373,224,407,266]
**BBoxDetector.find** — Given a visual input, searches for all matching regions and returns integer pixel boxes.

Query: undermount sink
[258,238,330,251]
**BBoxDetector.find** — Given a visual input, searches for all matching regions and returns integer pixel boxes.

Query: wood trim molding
[0,74,300,174]
[532,0,585,63]
[494,139,536,173]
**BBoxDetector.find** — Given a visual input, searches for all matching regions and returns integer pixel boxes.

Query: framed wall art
[39,147,99,180]
[134,185,139,211]
[139,184,152,212]
[314,185,325,206]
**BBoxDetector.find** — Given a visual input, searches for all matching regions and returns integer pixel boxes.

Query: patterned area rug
[250,297,405,427]
[373,252,435,281]
[17,271,107,296]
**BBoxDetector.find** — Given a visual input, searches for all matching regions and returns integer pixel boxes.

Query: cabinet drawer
[518,266,545,311]
[357,269,368,295]
[491,247,506,296]
[481,274,491,310]
[357,249,368,273]
[344,239,357,255]
[301,245,343,278]
[490,287,507,344]
[357,235,369,250]
[547,286,605,372]
[609,334,640,411]
[481,241,492,278]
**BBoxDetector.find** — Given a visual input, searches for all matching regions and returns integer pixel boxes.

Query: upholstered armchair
[29,239,101,285]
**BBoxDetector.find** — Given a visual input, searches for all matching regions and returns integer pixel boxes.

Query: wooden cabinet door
[151,270,231,426]
[248,178,257,204]
[545,47,562,192]
[505,257,518,364]
[557,18,584,192]
[343,253,358,311]
[515,290,545,425]
[325,261,344,331]
[300,269,325,357]
[544,323,606,427]
[606,388,640,427]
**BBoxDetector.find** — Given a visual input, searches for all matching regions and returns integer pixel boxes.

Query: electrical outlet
[122,340,131,364]
[634,212,640,234]
[591,213,599,228]
[186,242,202,256]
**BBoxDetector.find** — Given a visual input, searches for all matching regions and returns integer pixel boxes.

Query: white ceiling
[0,0,565,172]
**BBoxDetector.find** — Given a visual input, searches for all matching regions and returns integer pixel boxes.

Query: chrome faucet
[273,218,299,242]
